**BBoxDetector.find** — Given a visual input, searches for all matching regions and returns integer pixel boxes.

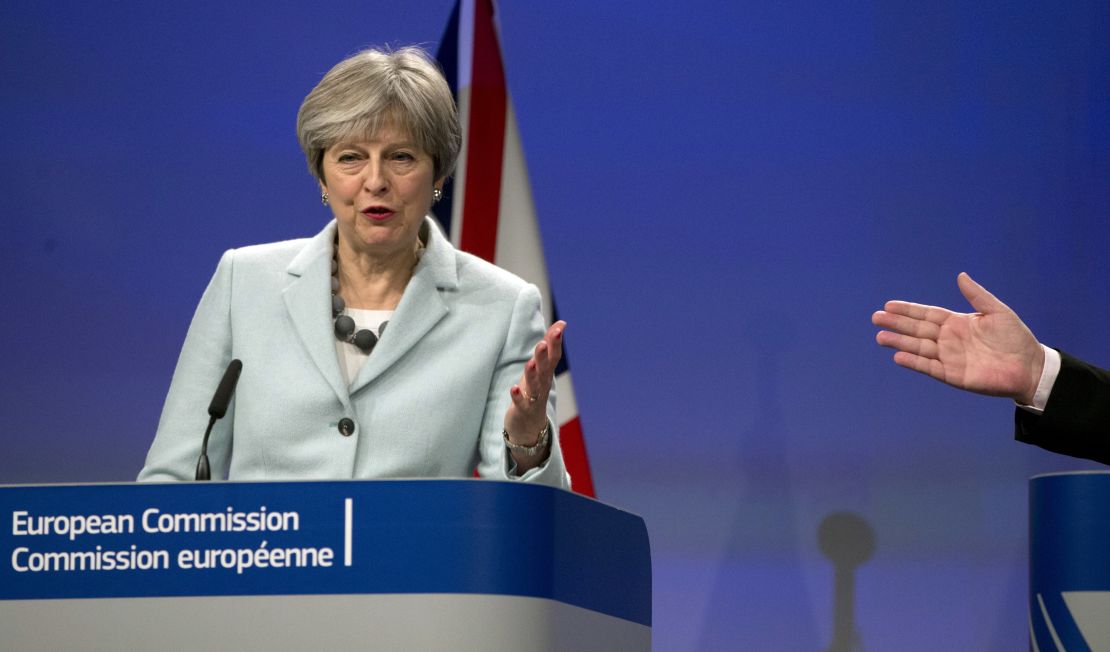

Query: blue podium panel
[1029,471,1110,651]
[1,480,651,651]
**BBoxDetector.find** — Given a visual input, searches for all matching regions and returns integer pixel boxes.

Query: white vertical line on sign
[344,498,353,567]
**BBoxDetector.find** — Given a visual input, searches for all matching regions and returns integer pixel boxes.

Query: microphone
[196,359,242,481]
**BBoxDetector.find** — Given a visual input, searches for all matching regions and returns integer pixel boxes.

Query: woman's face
[321,123,441,260]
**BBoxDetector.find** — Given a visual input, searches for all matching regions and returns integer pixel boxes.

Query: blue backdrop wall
[2,1,1108,649]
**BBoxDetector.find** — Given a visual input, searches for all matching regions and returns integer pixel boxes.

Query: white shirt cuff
[1017,344,1061,414]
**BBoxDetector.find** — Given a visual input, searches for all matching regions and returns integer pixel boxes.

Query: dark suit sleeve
[1015,350,1110,464]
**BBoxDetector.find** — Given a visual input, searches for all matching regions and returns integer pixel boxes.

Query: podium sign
[1030,471,1110,651]
[1,480,651,651]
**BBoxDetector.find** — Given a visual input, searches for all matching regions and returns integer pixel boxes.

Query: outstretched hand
[872,273,1044,404]
[504,320,566,457]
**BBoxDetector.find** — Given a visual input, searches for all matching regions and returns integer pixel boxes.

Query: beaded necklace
[330,237,423,353]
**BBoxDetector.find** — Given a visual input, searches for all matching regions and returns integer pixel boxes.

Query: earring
[432,188,443,203]
[321,191,329,206]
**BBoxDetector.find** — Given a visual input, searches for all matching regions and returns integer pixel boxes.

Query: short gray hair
[296,46,461,183]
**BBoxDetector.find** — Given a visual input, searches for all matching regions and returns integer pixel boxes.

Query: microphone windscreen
[207,359,243,419]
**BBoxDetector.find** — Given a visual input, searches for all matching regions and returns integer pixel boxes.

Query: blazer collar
[282,220,349,408]
[281,217,459,402]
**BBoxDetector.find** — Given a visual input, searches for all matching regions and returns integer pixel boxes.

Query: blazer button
[337,418,355,437]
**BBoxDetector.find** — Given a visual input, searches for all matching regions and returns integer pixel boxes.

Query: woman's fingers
[548,321,565,365]
[535,322,565,372]
[511,321,568,410]
[509,384,531,409]
[533,340,550,372]
[525,356,545,401]
[527,322,567,393]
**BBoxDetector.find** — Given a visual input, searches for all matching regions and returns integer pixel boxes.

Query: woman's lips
[362,207,396,222]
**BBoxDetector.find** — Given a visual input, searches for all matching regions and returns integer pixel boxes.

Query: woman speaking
[139,47,570,488]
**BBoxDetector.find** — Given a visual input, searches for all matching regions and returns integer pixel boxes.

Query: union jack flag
[435,0,596,497]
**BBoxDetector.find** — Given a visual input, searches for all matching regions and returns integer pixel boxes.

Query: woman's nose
[363,162,389,194]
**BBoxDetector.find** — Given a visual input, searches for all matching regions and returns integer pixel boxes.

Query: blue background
[2,1,1108,649]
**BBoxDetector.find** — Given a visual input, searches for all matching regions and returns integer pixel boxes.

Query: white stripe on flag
[555,370,579,425]
[456,0,476,89]
[494,99,553,322]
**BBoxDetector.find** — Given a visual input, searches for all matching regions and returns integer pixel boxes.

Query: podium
[1029,471,1110,650]
[0,480,651,651]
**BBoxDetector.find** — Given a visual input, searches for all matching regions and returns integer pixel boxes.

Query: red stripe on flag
[452,1,596,498]
[460,0,506,263]
[559,416,595,498]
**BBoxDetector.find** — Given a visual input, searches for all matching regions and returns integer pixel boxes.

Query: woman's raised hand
[504,320,566,460]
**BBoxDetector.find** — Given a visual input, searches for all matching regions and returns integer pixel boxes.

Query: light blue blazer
[139,217,570,488]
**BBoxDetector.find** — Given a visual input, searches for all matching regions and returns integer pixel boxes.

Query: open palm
[872,273,1044,403]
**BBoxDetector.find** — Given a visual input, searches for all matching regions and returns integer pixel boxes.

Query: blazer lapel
[282,221,352,409]
[349,217,459,395]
